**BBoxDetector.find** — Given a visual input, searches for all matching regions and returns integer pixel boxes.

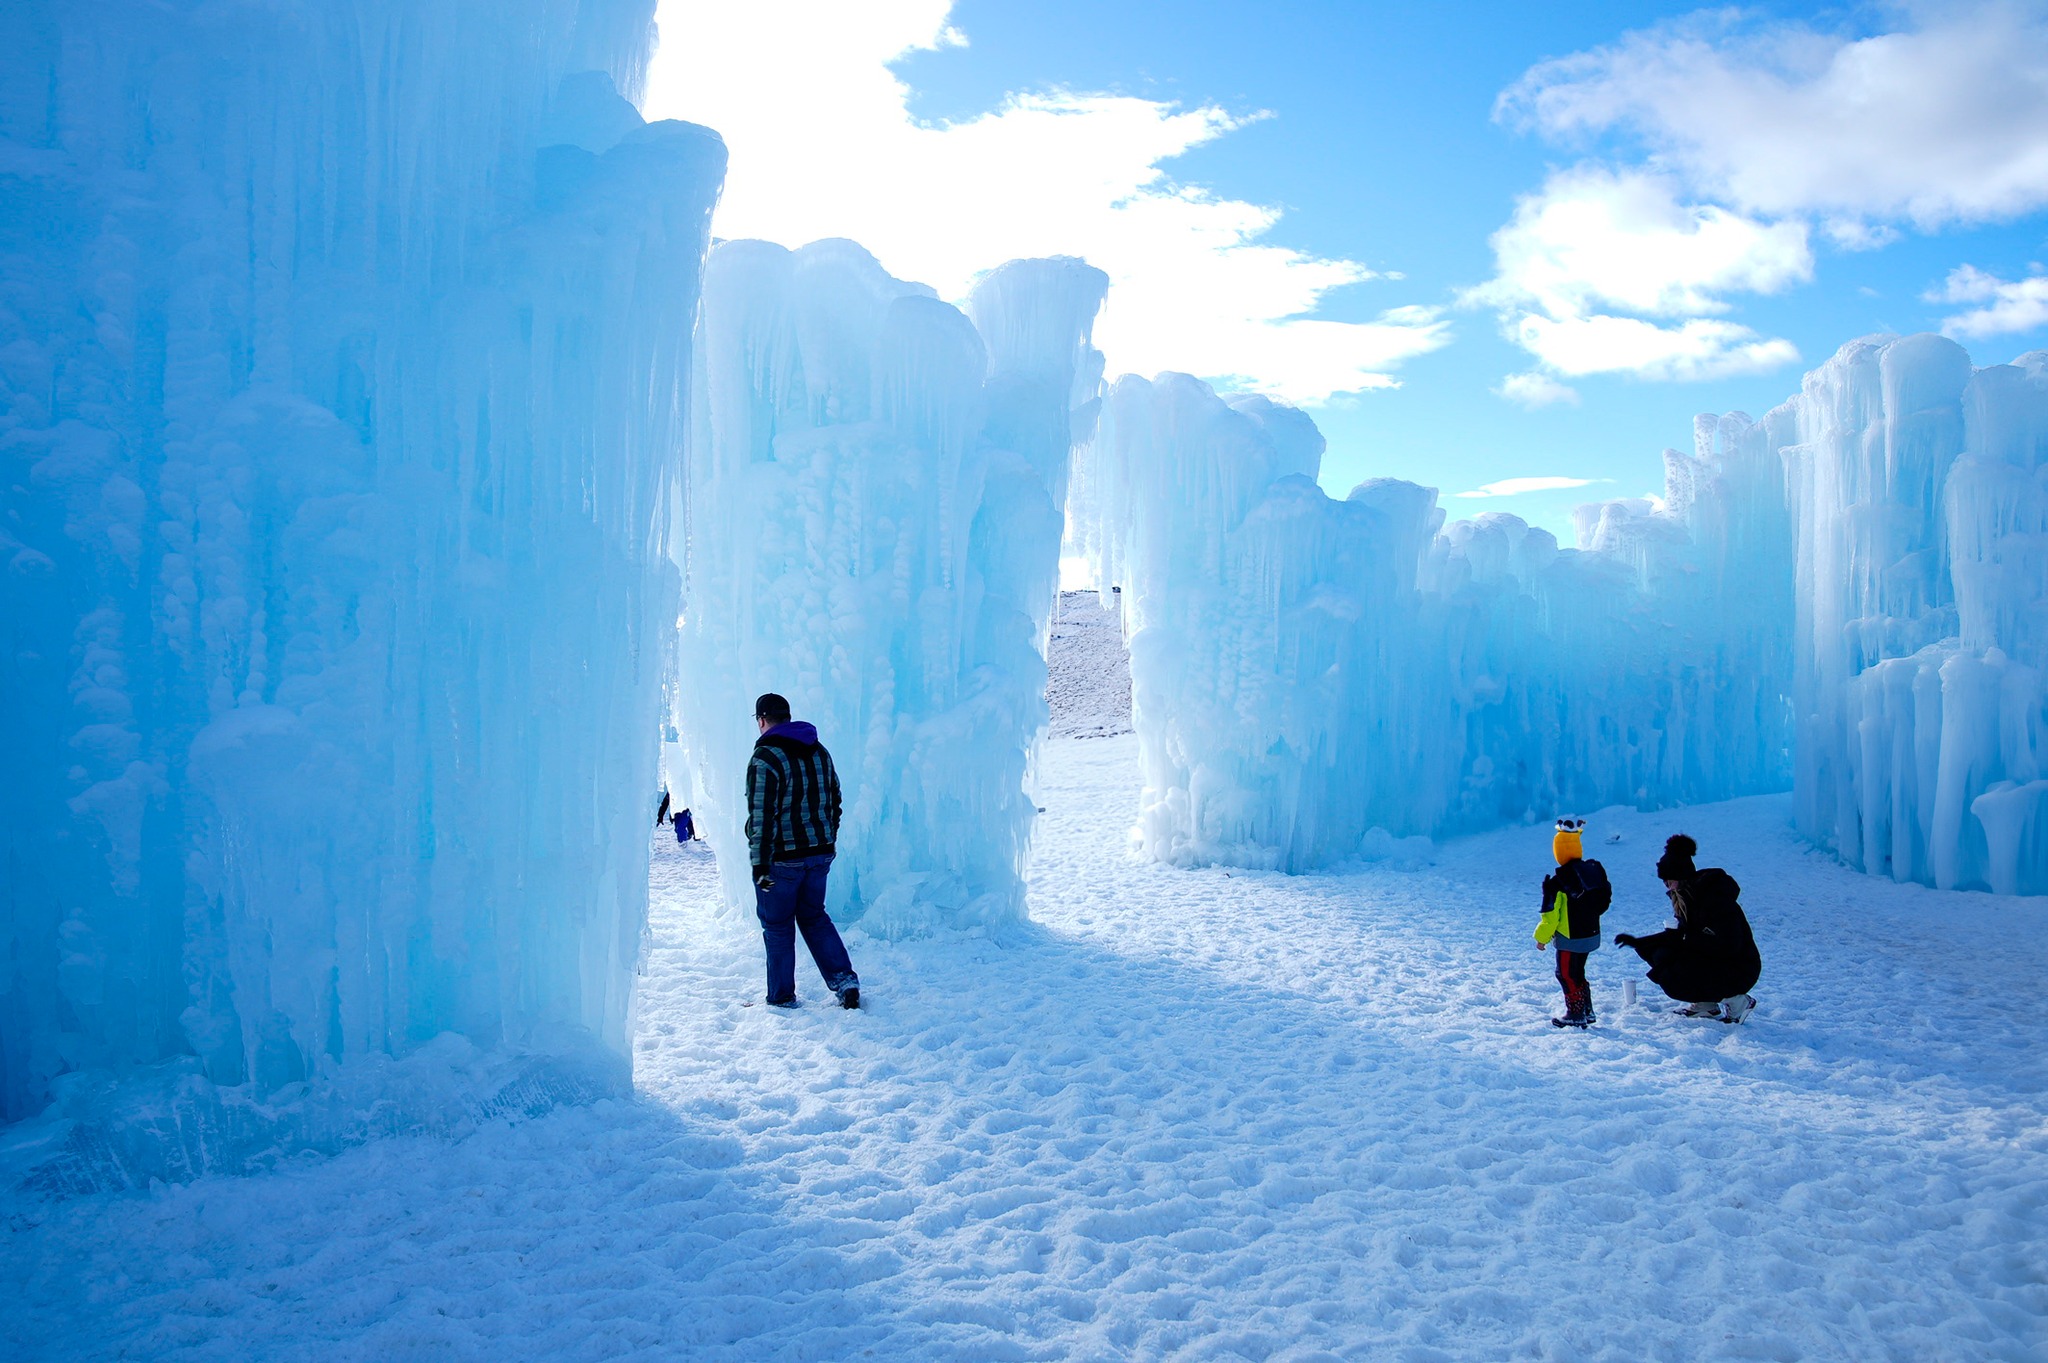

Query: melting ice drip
[672,240,1108,937]
[0,0,726,1154]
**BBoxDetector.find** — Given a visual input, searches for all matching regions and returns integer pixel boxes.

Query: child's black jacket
[1537,858,1611,949]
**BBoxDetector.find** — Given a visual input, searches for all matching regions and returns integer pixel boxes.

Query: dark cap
[753,692,791,724]
[1656,833,1698,882]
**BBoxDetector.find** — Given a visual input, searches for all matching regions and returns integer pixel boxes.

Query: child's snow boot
[1551,1012,1591,1029]
[1719,993,1755,1025]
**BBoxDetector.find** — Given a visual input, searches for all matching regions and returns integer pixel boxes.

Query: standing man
[746,693,860,1009]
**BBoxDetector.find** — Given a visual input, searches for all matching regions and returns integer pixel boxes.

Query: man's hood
[760,720,819,747]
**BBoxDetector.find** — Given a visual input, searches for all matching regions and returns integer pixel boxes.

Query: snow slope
[1047,590,1133,739]
[9,736,2043,1361]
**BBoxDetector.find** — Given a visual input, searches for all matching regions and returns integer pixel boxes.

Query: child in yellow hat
[1536,817,1611,1028]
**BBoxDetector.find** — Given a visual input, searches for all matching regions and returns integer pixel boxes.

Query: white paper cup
[1624,980,1638,1006]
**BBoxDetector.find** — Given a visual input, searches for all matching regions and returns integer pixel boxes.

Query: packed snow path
[1047,590,1133,739]
[11,736,2046,1362]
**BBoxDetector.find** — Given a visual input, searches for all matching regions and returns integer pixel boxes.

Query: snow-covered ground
[1048,590,1132,739]
[10,736,2045,1362]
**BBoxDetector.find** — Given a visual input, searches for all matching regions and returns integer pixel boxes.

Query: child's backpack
[1542,857,1612,945]
[1564,857,1611,930]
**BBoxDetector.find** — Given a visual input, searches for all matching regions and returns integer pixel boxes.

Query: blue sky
[644,1,2048,537]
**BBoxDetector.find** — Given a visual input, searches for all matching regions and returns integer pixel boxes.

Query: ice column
[1783,336,2048,893]
[0,0,726,1131]
[674,241,1106,935]
[1070,374,1406,870]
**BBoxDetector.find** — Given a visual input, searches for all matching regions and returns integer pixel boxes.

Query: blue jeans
[755,854,857,1002]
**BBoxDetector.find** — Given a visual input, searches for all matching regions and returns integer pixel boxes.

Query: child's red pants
[1555,948,1591,1017]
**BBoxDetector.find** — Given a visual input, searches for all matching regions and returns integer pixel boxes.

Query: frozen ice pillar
[1783,335,2048,894]
[675,241,1107,936]
[0,0,726,1162]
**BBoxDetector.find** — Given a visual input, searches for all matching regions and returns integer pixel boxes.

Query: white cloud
[1497,3,2048,232]
[1823,219,1901,252]
[641,0,1446,403]
[1470,166,1807,381]
[1511,312,1799,382]
[1473,166,1811,318]
[1493,372,1579,408]
[1455,475,1611,499]
[1932,264,2048,338]
[1481,3,2048,384]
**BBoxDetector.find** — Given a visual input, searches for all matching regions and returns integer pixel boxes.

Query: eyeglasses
[1554,817,1585,832]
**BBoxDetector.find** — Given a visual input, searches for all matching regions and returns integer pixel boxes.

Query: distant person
[1614,834,1761,1024]
[656,788,671,826]
[674,807,695,843]
[746,693,860,1009]
[1535,816,1610,1028]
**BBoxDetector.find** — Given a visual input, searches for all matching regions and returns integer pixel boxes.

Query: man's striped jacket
[746,721,843,874]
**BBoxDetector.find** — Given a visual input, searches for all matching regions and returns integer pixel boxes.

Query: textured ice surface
[1074,342,2042,892]
[0,0,725,1136]
[1068,373,1794,871]
[1781,335,2048,894]
[673,241,1106,935]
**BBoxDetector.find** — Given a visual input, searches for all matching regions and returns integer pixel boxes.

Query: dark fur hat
[1656,833,1698,882]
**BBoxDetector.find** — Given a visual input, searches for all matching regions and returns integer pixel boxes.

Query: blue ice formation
[1073,345,2045,894]
[673,241,1107,936]
[0,0,725,1143]
[1781,335,2048,895]
[1067,373,1795,873]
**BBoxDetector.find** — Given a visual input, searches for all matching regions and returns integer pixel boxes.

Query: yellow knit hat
[1552,817,1584,864]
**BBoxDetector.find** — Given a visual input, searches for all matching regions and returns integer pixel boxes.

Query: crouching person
[747,693,860,1009]
[1614,834,1760,1023]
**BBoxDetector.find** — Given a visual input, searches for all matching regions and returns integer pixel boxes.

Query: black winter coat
[1620,868,1762,1003]
[1538,858,1611,948]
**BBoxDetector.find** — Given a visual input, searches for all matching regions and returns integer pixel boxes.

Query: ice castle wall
[673,241,1106,936]
[1783,336,2048,895]
[1077,341,2040,895]
[0,0,726,1133]
[1070,372,1796,872]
